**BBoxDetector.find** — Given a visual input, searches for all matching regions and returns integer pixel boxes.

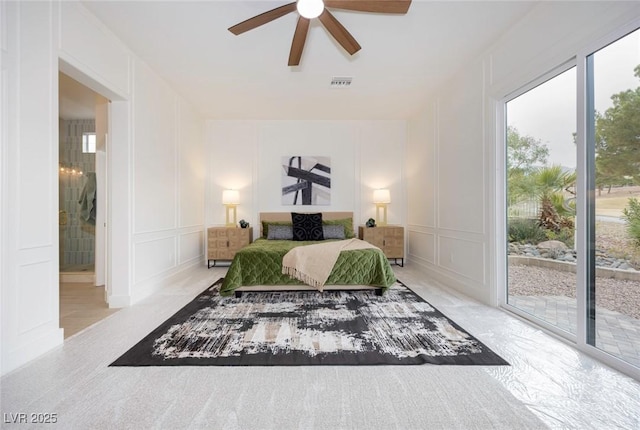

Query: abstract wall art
[282,156,331,205]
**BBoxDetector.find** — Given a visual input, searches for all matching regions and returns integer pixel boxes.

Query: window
[82,132,96,153]
[506,66,577,336]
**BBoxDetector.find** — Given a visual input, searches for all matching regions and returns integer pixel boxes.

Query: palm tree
[533,165,576,231]
[508,165,576,228]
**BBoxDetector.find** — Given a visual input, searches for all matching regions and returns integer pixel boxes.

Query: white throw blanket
[282,238,377,291]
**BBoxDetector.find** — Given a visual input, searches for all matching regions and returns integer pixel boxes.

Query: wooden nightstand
[358,225,404,267]
[207,227,252,268]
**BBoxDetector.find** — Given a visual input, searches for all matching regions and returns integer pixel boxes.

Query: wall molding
[407,230,435,264]
[2,326,63,376]
[133,235,177,284]
[408,257,487,304]
[406,223,435,230]
[437,234,486,283]
[130,258,201,305]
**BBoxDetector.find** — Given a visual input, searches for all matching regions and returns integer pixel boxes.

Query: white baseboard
[130,259,202,305]
[407,257,488,305]
[1,327,64,376]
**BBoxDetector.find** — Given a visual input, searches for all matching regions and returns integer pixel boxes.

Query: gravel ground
[596,220,640,269]
[508,264,640,319]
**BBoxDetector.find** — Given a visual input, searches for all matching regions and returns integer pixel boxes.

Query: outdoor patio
[509,295,640,368]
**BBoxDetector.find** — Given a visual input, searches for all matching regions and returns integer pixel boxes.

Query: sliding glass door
[587,29,640,367]
[506,67,578,335]
[505,27,640,372]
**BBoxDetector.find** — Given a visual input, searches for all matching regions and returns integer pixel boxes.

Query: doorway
[58,71,116,338]
[503,27,640,377]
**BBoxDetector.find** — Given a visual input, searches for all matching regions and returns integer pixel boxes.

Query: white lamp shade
[222,189,239,205]
[297,0,324,18]
[373,189,391,204]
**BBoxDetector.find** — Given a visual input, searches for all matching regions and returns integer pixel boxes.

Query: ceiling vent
[330,77,352,88]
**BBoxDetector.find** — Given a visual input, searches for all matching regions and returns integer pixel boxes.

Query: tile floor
[509,295,640,367]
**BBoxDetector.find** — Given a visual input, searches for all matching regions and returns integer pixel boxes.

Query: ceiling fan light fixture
[228,0,411,65]
[297,0,324,19]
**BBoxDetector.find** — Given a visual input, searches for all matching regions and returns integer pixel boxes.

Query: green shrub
[622,198,640,247]
[508,218,547,244]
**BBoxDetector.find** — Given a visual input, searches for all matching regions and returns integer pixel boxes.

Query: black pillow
[291,212,324,241]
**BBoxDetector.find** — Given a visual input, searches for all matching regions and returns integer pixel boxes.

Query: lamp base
[225,205,237,227]
[375,204,388,226]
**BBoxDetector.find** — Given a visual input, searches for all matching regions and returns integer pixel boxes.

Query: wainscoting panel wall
[406,1,640,305]
[179,229,204,265]
[1,1,205,375]
[358,121,405,225]
[406,60,491,303]
[134,234,177,284]
[133,61,178,235]
[436,69,486,236]
[129,57,205,301]
[407,229,436,266]
[206,120,407,239]
[437,234,485,283]
[1,1,64,374]
[206,121,257,231]
[17,260,54,332]
[178,100,205,230]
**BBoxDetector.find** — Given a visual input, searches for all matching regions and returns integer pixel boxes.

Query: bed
[219,212,397,297]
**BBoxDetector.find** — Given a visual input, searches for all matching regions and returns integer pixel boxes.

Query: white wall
[1,0,64,377]
[130,59,205,304]
[206,120,406,236]
[0,1,205,375]
[406,2,640,304]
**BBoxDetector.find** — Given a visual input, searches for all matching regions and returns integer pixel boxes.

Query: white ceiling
[79,1,537,120]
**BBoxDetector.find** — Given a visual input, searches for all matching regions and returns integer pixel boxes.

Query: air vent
[330,77,352,88]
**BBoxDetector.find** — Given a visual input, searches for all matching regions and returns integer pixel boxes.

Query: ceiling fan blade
[228,2,297,35]
[324,0,411,14]
[288,17,311,66]
[318,9,361,55]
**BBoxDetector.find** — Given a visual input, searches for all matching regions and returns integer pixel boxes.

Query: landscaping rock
[509,242,638,271]
[537,240,568,250]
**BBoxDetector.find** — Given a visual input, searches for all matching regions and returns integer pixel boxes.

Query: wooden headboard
[259,211,354,237]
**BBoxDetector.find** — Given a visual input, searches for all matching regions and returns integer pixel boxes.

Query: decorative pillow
[291,212,324,241]
[322,224,345,240]
[267,224,294,240]
[323,218,355,239]
[262,221,292,238]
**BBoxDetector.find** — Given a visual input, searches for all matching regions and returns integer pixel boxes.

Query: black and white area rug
[111,280,508,366]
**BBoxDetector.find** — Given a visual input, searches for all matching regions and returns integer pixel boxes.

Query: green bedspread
[219,238,396,296]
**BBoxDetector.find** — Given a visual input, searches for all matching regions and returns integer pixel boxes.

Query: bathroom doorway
[58,72,116,337]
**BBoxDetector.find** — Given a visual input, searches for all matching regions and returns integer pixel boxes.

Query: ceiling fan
[228,0,412,66]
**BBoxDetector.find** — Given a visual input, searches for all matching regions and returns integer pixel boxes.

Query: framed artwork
[282,156,331,205]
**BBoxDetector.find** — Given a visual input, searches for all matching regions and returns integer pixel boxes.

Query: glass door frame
[575,20,639,380]
[498,59,578,344]
[497,18,640,381]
